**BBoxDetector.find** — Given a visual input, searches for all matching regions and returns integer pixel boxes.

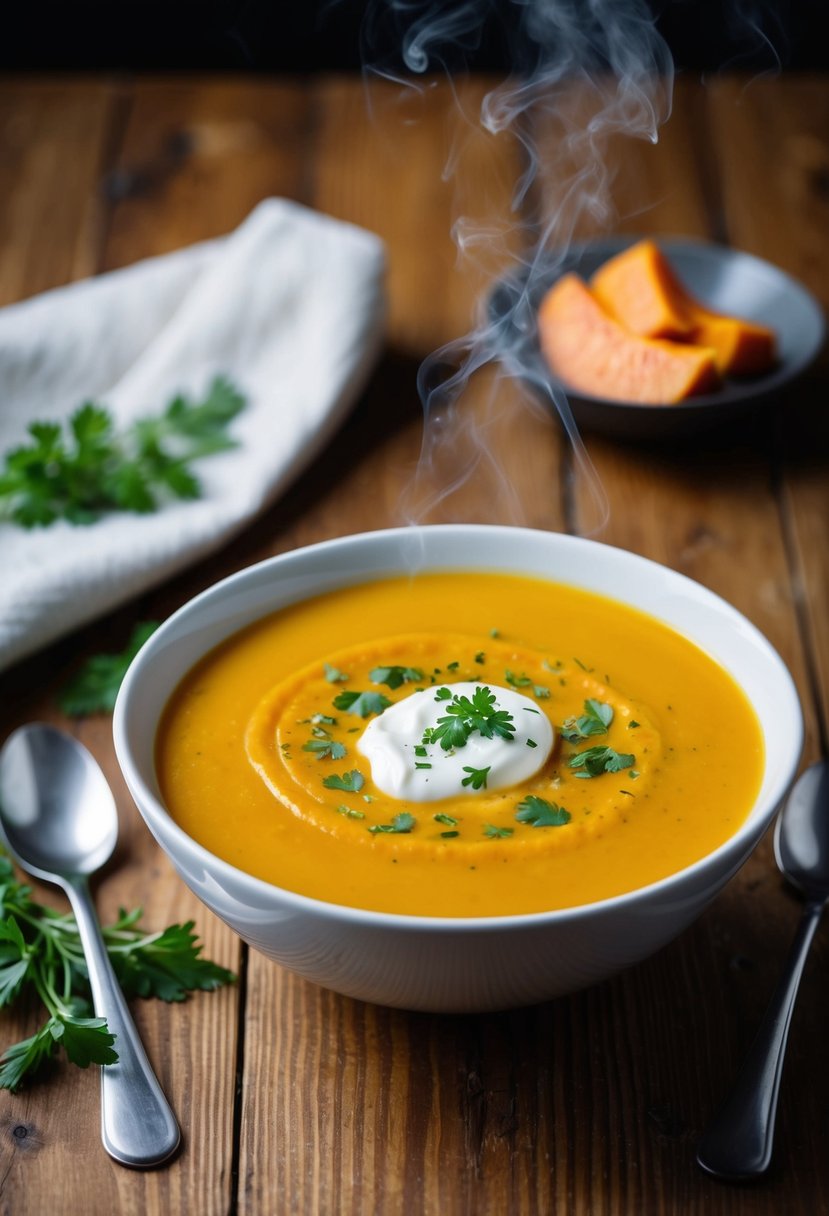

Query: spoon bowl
[774,760,829,902]
[0,724,117,879]
[0,723,180,1169]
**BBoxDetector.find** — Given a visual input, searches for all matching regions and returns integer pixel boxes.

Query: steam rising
[348,1,756,529]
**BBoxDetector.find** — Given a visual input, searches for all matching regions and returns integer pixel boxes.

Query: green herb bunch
[0,852,234,1091]
[0,376,245,527]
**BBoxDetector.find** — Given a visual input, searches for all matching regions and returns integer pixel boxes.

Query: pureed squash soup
[156,571,764,917]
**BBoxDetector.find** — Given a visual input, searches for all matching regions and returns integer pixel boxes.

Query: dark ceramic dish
[488,236,825,440]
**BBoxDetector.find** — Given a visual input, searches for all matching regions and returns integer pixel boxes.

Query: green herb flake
[336,804,366,820]
[489,628,500,638]
[302,738,348,761]
[628,720,640,729]
[515,795,571,828]
[568,746,636,779]
[333,690,392,718]
[526,738,537,749]
[533,685,551,699]
[324,663,349,684]
[474,651,485,664]
[322,769,365,793]
[629,769,640,779]
[505,669,532,688]
[368,812,416,835]
[484,824,514,839]
[433,813,459,827]
[447,661,460,672]
[369,664,424,690]
[560,699,614,744]
[414,762,432,770]
[440,831,460,839]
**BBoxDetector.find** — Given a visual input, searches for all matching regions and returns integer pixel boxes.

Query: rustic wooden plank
[705,75,829,744]
[529,74,827,1214]
[237,75,567,1216]
[0,78,119,307]
[0,76,317,1215]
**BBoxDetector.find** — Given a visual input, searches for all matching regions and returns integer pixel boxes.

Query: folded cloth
[0,199,386,673]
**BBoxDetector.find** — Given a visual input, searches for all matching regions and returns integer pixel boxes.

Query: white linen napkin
[0,199,386,673]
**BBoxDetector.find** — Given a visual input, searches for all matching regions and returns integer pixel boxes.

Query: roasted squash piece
[591,239,776,376]
[538,273,720,405]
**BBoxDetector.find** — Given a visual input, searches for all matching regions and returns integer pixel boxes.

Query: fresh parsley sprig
[0,376,246,528]
[0,852,234,1091]
[429,686,516,752]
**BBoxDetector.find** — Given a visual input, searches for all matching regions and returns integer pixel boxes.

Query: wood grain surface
[0,73,827,1216]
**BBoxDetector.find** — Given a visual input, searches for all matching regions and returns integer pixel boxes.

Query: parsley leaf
[369,665,424,690]
[322,769,365,793]
[505,670,532,688]
[302,738,348,761]
[484,823,514,839]
[333,690,392,718]
[515,796,571,827]
[368,812,415,835]
[58,622,159,716]
[430,685,516,752]
[559,699,614,743]
[324,664,349,684]
[434,813,459,827]
[0,851,233,1091]
[568,746,635,778]
[0,377,245,528]
[461,765,491,790]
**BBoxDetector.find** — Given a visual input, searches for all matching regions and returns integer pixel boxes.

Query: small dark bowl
[488,236,825,440]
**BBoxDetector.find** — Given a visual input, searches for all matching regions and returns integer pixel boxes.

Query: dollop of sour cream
[357,682,554,803]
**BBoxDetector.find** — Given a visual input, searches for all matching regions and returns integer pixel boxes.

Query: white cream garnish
[357,682,554,803]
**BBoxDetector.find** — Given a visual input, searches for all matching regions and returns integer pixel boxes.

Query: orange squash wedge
[538,273,721,405]
[591,239,776,376]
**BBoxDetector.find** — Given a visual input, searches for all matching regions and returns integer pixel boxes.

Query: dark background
[1,0,826,73]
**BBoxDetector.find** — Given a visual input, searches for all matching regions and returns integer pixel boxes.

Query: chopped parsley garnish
[336,805,366,820]
[560,699,614,743]
[369,665,424,690]
[484,824,514,839]
[429,685,515,752]
[324,663,349,684]
[474,651,485,664]
[489,628,500,638]
[447,661,460,672]
[526,738,537,748]
[333,690,392,718]
[573,657,593,671]
[461,765,491,790]
[533,684,551,699]
[515,796,571,827]
[414,745,428,757]
[628,769,640,779]
[628,720,640,729]
[322,769,365,793]
[369,812,415,835]
[505,670,532,688]
[434,813,459,827]
[414,762,432,770]
[568,746,635,778]
[440,831,460,839]
[302,738,347,761]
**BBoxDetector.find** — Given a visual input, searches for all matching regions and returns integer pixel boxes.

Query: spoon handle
[696,899,824,1180]
[67,877,181,1168]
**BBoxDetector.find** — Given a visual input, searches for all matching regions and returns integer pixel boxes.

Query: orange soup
[156,572,764,916]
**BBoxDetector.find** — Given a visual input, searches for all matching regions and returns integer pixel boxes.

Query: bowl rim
[113,523,804,933]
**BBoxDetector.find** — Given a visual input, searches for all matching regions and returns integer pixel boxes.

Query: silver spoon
[0,723,180,1168]
[697,760,829,1180]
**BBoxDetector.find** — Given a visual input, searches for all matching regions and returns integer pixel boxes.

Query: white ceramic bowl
[113,526,803,1013]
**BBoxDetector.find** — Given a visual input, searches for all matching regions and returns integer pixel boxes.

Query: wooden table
[0,72,827,1216]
